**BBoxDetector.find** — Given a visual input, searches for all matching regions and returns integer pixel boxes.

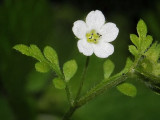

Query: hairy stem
[65,84,73,106]
[62,54,142,120]
[62,106,77,120]
[76,73,127,107]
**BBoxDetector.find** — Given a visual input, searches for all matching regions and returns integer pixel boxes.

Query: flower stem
[75,56,90,103]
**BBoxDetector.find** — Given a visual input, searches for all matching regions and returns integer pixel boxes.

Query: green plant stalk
[62,73,127,120]
[75,56,90,103]
[48,61,73,106]
[62,54,143,120]
[65,84,73,106]
[77,73,127,107]
[62,57,90,120]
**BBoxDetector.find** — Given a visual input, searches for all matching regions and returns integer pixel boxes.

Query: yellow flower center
[86,30,102,44]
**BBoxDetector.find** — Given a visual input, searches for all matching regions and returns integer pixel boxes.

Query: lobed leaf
[137,19,147,38]
[53,78,66,89]
[130,34,139,48]
[44,46,59,67]
[129,45,138,56]
[63,60,78,82]
[141,35,153,51]
[121,58,133,74]
[13,44,30,56]
[103,59,115,79]
[29,44,45,61]
[13,44,45,62]
[35,62,50,73]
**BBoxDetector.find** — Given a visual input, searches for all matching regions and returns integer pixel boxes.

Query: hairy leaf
[13,44,30,56]
[63,60,78,82]
[121,58,133,74]
[53,78,66,89]
[130,34,139,48]
[35,62,50,73]
[137,19,147,38]
[129,45,138,56]
[117,83,137,97]
[103,59,115,79]
[29,44,45,61]
[44,46,59,67]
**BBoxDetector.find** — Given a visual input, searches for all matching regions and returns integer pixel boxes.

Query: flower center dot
[86,30,102,44]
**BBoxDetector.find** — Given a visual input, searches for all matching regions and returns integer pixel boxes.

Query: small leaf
[63,60,78,82]
[13,44,30,56]
[129,45,138,56]
[142,35,153,50]
[35,62,50,73]
[53,78,66,89]
[137,19,147,38]
[130,34,139,48]
[117,83,137,97]
[103,59,115,79]
[121,58,133,74]
[14,44,45,62]
[44,46,59,67]
[29,45,45,61]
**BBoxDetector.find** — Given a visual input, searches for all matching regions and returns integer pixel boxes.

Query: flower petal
[86,10,105,30]
[72,20,87,39]
[93,42,114,58]
[100,22,119,42]
[77,39,93,56]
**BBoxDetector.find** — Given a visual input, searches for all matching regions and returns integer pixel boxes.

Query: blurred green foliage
[0,0,160,120]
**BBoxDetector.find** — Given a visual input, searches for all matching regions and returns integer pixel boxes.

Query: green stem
[76,72,127,107]
[62,54,142,120]
[65,84,73,106]
[75,56,90,103]
[62,106,77,120]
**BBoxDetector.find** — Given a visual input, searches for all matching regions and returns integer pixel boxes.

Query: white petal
[100,22,119,42]
[86,10,105,30]
[77,39,93,56]
[72,20,87,39]
[93,42,114,58]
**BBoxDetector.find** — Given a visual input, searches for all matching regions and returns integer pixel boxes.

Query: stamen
[86,29,102,44]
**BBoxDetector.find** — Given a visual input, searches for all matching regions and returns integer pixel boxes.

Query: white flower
[72,10,119,58]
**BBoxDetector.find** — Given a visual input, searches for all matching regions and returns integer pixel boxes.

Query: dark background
[0,0,160,120]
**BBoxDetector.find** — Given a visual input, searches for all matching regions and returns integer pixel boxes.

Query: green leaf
[117,83,137,97]
[14,44,45,62]
[129,45,138,56]
[143,35,153,50]
[29,44,45,61]
[103,59,115,79]
[13,44,30,56]
[121,58,133,74]
[35,62,50,73]
[137,19,147,38]
[63,60,78,82]
[130,34,139,48]
[44,46,59,67]
[43,46,62,76]
[53,78,66,89]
